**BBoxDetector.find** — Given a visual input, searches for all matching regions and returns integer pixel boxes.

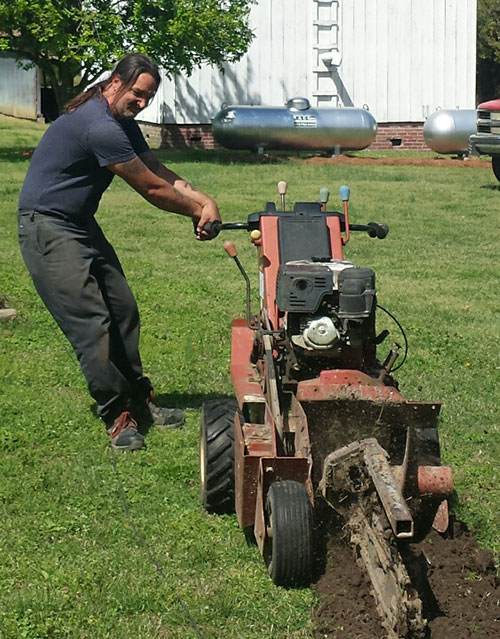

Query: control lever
[223,241,255,329]
[319,187,330,212]
[277,181,287,212]
[339,185,350,245]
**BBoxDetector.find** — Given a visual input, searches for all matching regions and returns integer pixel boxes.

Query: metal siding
[339,0,476,123]
[420,0,437,119]
[338,0,354,108]
[374,0,389,120]
[0,53,39,120]
[467,0,477,106]
[364,0,378,113]
[443,1,458,108]
[410,0,426,121]
[352,0,367,108]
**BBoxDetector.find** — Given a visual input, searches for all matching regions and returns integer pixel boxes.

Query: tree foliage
[0,0,255,113]
[477,0,500,101]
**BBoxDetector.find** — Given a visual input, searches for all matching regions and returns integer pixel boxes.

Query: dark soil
[312,520,500,639]
[301,154,491,169]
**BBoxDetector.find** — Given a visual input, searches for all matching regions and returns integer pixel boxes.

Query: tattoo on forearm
[121,157,148,176]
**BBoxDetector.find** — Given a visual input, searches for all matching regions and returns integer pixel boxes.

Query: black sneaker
[132,393,185,430]
[107,411,145,451]
[149,401,185,429]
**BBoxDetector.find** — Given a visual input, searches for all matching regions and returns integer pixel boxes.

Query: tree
[477,0,500,102]
[0,0,255,114]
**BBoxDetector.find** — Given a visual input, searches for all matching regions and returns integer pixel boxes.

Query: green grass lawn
[0,114,499,639]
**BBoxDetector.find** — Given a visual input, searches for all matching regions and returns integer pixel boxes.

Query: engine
[275,259,377,377]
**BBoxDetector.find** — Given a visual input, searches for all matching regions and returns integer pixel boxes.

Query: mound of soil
[312,520,500,639]
[302,155,491,169]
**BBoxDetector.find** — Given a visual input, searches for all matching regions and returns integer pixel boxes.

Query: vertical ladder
[312,0,341,107]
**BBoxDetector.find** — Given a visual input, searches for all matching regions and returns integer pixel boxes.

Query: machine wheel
[264,480,313,587]
[492,156,500,182]
[200,398,238,514]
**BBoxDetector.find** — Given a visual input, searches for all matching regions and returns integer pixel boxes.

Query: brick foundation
[138,121,427,152]
[138,122,218,150]
[372,122,426,150]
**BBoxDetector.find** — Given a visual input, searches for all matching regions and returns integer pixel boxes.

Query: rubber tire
[200,398,237,514]
[492,156,500,183]
[265,480,313,587]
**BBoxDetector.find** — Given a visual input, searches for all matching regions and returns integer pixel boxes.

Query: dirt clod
[312,521,500,639]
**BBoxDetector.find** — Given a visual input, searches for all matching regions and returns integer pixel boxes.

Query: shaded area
[0,147,35,163]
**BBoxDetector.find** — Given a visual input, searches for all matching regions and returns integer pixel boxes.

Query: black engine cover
[338,267,376,318]
[276,263,333,312]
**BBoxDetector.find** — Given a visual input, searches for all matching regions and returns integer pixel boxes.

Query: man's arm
[139,150,221,236]
[107,153,220,239]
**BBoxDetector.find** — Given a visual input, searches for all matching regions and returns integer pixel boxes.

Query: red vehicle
[469,99,500,181]
[199,184,453,636]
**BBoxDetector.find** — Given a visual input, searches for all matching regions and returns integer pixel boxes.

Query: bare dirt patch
[312,520,500,639]
[301,155,491,170]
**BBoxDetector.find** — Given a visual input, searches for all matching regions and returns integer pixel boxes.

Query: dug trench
[311,516,500,639]
[302,404,500,638]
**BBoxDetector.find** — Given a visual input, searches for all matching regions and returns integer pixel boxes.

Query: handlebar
[199,218,388,240]
[199,221,249,239]
[351,222,389,239]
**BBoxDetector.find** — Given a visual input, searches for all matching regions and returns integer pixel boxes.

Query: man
[18,53,221,451]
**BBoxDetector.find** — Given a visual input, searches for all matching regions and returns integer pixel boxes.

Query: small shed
[0,52,40,120]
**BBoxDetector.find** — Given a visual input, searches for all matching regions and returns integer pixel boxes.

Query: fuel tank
[423,109,477,154]
[212,97,377,152]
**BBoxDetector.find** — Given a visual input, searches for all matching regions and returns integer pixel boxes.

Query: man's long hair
[65,53,161,113]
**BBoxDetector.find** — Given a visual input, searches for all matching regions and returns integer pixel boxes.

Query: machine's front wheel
[200,398,238,514]
[264,480,313,587]
[492,156,500,182]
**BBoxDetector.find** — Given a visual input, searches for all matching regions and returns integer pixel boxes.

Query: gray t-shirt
[18,96,149,221]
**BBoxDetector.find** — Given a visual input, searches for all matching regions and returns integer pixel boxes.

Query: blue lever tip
[339,185,350,201]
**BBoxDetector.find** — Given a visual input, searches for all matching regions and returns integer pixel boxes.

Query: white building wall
[140,0,476,126]
[340,0,477,122]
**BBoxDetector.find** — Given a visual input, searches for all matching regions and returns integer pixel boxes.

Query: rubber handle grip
[366,222,389,239]
[201,220,222,239]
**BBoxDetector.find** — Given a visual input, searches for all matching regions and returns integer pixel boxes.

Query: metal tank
[423,109,477,155]
[212,98,377,152]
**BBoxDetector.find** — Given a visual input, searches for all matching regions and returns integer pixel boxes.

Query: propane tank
[212,98,377,152]
[423,109,477,154]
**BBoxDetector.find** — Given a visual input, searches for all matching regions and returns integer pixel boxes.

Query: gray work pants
[18,210,151,426]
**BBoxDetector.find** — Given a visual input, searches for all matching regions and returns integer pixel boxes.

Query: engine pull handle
[339,185,350,245]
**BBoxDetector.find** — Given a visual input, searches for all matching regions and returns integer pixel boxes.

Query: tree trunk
[42,61,81,117]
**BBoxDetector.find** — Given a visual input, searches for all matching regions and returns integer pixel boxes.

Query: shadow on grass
[89,391,233,422]
[155,148,290,166]
[0,147,35,163]
[154,391,232,410]
[480,183,500,191]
